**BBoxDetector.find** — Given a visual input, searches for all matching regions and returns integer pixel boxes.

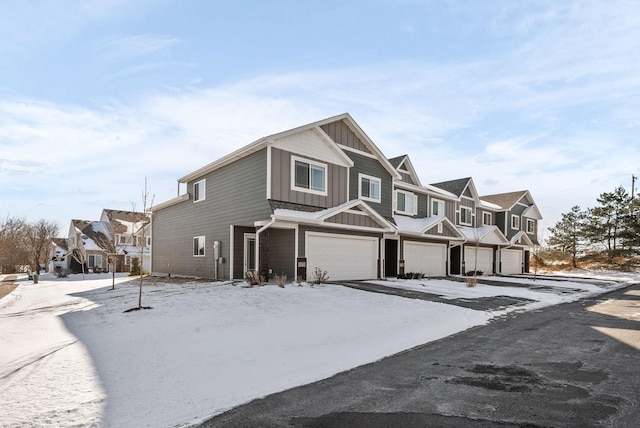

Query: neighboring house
[100,209,151,272]
[49,238,71,273]
[68,220,112,273]
[152,113,542,281]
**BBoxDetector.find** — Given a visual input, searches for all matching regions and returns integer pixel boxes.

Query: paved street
[200,282,640,427]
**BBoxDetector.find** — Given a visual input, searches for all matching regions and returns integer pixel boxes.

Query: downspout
[255,215,276,278]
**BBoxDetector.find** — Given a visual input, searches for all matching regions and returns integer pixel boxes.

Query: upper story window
[193,179,206,202]
[482,212,492,226]
[431,199,445,217]
[193,236,205,257]
[511,214,520,230]
[395,190,417,215]
[359,173,381,203]
[526,218,536,234]
[292,156,327,195]
[460,206,473,226]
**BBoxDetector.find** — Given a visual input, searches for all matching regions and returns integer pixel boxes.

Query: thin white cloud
[94,34,181,61]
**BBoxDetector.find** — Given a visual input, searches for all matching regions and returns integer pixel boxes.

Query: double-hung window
[395,190,417,215]
[511,215,520,230]
[460,206,473,226]
[526,218,535,234]
[193,179,206,202]
[482,212,492,226]
[359,174,381,203]
[292,156,327,195]
[193,236,205,257]
[431,199,445,217]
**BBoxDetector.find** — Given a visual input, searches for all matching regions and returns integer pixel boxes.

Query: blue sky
[1,0,639,238]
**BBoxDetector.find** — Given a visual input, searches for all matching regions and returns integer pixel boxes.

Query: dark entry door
[385,240,398,277]
[450,246,461,275]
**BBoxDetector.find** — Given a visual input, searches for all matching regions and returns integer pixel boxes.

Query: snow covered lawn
[0,271,636,428]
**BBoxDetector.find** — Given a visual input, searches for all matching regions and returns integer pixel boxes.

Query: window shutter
[413,195,418,215]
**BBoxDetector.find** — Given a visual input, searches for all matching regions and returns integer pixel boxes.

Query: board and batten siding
[152,149,271,279]
[270,147,348,207]
[507,203,528,239]
[320,120,372,154]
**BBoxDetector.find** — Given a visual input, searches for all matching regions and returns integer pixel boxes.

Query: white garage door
[306,232,378,281]
[404,241,447,277]
[501,249,522,274]
[464,247,493,275]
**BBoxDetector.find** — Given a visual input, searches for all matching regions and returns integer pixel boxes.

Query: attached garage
[306,232,378,281]
[403,241,447,277]
[500,249,523,274]
[464,246,494,275]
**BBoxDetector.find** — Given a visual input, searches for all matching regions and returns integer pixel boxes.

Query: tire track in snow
[0,340,78,384]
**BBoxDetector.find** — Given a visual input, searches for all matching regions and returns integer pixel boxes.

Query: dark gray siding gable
[347,150,393,219]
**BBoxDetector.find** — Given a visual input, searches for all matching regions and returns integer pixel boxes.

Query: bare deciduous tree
[128,177,154,311]
[25,219,58,272]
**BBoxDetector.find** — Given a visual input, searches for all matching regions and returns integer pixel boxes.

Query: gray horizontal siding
[152,149,270,279]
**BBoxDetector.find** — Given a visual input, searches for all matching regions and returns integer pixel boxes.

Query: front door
[384,239,398,277]
[244,233,256,274]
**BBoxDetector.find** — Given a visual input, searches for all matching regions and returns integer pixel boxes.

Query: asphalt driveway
[199,282,640,427]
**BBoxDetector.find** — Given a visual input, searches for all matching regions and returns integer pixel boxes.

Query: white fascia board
[340,114,402,180]
[395,181,458,200]
[178,138,267,183]
[398,156,422,187]
[151,193,190,212]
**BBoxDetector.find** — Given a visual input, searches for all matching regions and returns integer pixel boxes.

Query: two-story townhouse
[151,113,543,281]
[100,209,151,272]
[430,177,512,275]
[152,114,401,281]
[387,155,465,277]
[480,190,542,274]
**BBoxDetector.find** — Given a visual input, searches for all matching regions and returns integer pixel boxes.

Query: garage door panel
[501,249,522,274]
[403,242,446,277]
[464,247,493,274]
[306,233,378,281]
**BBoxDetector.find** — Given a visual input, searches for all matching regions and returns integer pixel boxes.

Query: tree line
[0,216,58,274]
[546,186,640,268]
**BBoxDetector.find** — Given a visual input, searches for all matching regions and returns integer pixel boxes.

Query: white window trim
[460,206,473,226]
[358,173,382,203]
[290,155,328,196]
[526,218,535,234]
[482,211,492,226]
[437,223,443,234]
[431,198,445,217]
[193,179,206,203]
[395,189,418,215]
[193,236,206,257]
[511,214,520,230]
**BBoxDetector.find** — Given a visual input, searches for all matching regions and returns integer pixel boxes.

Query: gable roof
[481,190,542,219]
[458,225,509,245]
[71,220,113,252]
[101,209,149,235]
[272,199,395,232]
[393,215,464,240]
[178,113,400,184]
[431,177,472,198]
[388,154,422,187]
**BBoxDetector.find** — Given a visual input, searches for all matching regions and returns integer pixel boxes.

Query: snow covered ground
[0,271,637,427]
